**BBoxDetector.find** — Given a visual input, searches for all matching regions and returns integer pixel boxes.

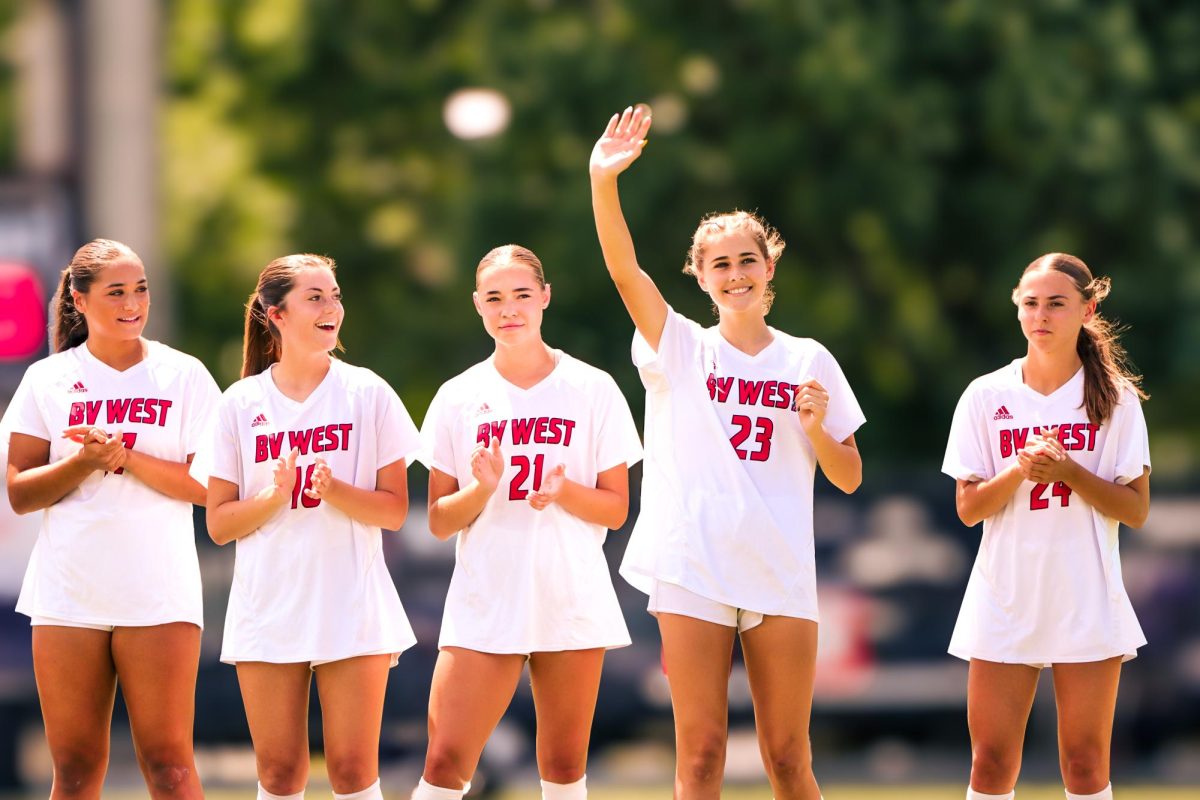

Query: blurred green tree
[149,0,1198,478]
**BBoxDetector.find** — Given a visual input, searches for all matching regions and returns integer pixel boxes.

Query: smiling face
[73,258,150,342]
[269,266,343,355]
[693,231,775,317]
[1015,267,1094,354]
[473,261,550,345]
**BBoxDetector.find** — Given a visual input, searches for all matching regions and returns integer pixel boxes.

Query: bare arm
[426,437,503,540]
[306,457,410,530]
[7,430,126,514]
[955,465,1026,527]
[589,106,668,350]
[1020,433,1150,527]
[205,448,297,545]
[794,379,862,494]
[528,462,630,529]
[121,450,206,506]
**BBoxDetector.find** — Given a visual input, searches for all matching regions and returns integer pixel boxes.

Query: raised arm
[589,105,668,350]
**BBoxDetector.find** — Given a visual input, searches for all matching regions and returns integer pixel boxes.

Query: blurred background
[0,0,1198,796]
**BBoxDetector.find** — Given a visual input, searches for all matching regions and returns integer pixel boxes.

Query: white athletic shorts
[30,615,114,632]
[648,580,765,633]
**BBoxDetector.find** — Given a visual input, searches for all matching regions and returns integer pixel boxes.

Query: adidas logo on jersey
[476,402,492,416]
[251,413,270,428]
[993,405,1013,420]
[67,380,87,394]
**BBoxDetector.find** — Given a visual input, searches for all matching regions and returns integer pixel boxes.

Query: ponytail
[50,267,88,352]
[241,253,339,378]
[241,291,282,378]
[50,239,142,353]
[1019,254,1148,425]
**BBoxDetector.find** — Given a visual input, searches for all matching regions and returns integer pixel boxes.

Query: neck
[1022,344,1083,394]
[493,338,556,387]
[717,311,773,355]
[85,336,146,371]
[271,347,332,401]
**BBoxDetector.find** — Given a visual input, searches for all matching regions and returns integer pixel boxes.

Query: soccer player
[4,239,219,799]
[200,254,420,800]
[590,106,865,800]
[411,245,642,800]
[943,253,1151,800]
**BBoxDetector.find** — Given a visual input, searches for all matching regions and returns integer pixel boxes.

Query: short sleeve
[813,347,866,444]
[942,384,990,482]
[1110,391,1151,485]
[631,307,702,394]
[592,374,643,472]
[182,361,222,456]
[1,366,52,442]
[193,394,243,488]
[375,379,421,470]
[417,384,459,479]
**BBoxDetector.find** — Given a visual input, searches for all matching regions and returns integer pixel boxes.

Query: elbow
[955,504,982,528]
[837,472,862,495]
[607,505,630,531]
[8,487,39,515]
[1124,506,1149,530]
[205,517,233,546]
[426,514,457,541]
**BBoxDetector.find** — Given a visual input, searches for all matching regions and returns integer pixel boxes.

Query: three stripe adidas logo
[250,413,270,428]
[993,405,1013,420]
[67,380,87,394]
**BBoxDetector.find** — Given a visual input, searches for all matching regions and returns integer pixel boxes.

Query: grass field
[6,786,1195,799]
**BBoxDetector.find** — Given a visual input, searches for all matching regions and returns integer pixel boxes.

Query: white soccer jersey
[419,352,642,653]
[199,359,420,664]
[942,360,1150,663]
[1,340,219,627]
[621,307,866,621]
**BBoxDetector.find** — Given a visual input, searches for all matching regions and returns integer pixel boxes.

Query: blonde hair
[1015,252,1147,424]
[475,244,546,287]
[684,210,785,313]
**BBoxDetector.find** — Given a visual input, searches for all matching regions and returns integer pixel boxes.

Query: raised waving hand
[589,105,668,350]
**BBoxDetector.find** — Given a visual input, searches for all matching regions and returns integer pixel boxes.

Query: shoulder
[556,353,621,392]
[146,341,215,381]
[21,347,79,380]
[960,361,1020,401]
[435,360,493,397]
[219,372,268,407]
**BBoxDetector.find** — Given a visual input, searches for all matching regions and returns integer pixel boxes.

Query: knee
[1061,743,1107,790]
[760,737,813,786]
[325,752,377,795]
[971,742,1021,788]
[51,749,108,796]
[257,753,308,796]
[678,731,727,788]
[140,746,197,795]
[423,747,471,790]
[538,752,586,785]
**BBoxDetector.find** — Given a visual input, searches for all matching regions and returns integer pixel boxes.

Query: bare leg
[112,622,204,799]
[967,659,1041,794]
[314,654,393,794]
[421,647,526,790]
[32,626,117,800]
[657,613,737,800]
[528,648,606,784]
[236,661,313,795]
[739,616,821,800]
[1052,658,1122,795]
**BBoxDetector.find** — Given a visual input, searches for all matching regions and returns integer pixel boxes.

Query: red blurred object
[0,261,47,361]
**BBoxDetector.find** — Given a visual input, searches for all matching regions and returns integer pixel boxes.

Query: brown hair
[50,239,143,352]
[242,253,341,378]
[683,210,785,313]
[475,244,546,288]
[1014,253,1148,424]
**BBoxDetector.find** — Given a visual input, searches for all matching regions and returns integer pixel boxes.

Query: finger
[617,105,633,136]
[287,447,299,468]
[490,436,502,457]
[603,112,619,138]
